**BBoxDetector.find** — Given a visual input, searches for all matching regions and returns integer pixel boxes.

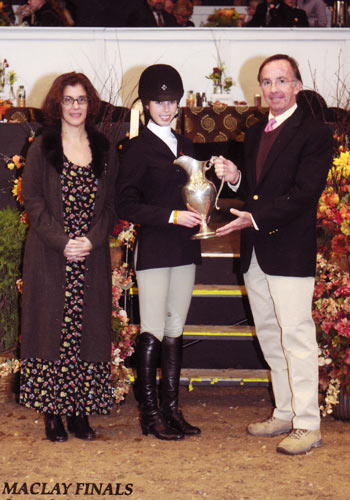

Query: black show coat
[116,127,201,271]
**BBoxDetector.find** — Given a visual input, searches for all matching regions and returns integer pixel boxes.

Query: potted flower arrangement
[0,207,26,400]
[0,58,19,115]
[0,146,30,400]
[313,143,350,417]
[205,8,240,27]
[206,61,234,104]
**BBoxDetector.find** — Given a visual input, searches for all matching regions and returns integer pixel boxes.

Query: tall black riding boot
[161,335,201,436]
[137,332,183,441]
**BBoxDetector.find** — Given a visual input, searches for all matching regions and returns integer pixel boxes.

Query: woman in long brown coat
[20,72,117,442]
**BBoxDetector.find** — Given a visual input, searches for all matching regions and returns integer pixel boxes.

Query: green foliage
[0,208,26,352]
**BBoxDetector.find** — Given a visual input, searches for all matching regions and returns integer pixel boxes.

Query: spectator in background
[238,0,261,26]
[164,0,175,14]
[17,0,69,26]
[297,0,327,26]
[284,0,309,25]
[127,0,178,26]
[173,0,195,26]
[246,0,291,26]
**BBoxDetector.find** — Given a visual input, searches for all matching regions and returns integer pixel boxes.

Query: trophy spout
[174,155,205,177]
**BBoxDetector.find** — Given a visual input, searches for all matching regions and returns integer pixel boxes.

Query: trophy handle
[206,156,224,210]
[214,176,225,210]
[205,158,214,172]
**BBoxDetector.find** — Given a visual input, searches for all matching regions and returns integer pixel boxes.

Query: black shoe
[140,412,184,441]
[66,415,96,440]
[44,414,68,443]
[164,409,201,436]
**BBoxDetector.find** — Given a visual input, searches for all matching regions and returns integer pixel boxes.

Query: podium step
[180,368,271,389]
[127,368,271,389]
[130,284,247,298]
[129,284,252,326]
[184,324,255,341]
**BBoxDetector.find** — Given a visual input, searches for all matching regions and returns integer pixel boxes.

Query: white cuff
[227,171,242,192]
[250,214,259,231]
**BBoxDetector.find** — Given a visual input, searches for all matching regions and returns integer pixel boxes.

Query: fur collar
[41,125,109,177]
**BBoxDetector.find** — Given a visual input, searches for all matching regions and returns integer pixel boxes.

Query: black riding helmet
[138,64,184,102]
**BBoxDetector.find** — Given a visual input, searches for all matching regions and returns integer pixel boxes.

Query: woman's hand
[64,237,92,261]
[212,155,240,184]
[176,209,203,228]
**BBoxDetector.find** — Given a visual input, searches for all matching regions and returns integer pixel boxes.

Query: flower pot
[332,391,350,420]
[0,372,15,403]
[0,350,16,403]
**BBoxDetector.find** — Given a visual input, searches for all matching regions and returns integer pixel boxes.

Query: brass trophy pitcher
[174,155,220,240]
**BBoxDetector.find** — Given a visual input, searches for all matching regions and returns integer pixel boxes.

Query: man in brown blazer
[214,54,333,455]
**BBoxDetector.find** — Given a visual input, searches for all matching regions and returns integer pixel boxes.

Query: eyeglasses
[260,78,296,89]
[61,96,89,106]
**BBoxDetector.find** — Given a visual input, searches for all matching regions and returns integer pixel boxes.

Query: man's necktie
[156,12,164,26]
[264,118,277,132]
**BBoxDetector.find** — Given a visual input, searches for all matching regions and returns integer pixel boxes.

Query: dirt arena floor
[0,385,349,500]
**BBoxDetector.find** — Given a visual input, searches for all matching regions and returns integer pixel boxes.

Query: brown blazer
[21,127,118,362]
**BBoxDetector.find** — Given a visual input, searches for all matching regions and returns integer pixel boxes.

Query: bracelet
[173,210,179,225]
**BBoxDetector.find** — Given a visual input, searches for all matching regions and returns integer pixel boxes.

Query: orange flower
[19,211,29,225]
[12,177,23,205]
[16,279,23,294]
[12,155,23,169]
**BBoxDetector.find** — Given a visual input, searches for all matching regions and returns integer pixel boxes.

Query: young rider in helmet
[117,64,202,441]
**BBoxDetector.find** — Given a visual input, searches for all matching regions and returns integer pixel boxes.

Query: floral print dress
[20,160,114,416]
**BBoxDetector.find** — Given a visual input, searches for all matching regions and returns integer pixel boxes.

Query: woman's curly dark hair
[41,72,101,126]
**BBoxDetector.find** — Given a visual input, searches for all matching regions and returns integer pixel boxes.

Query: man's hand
[212,155,240,184]
[216,208,253,236]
